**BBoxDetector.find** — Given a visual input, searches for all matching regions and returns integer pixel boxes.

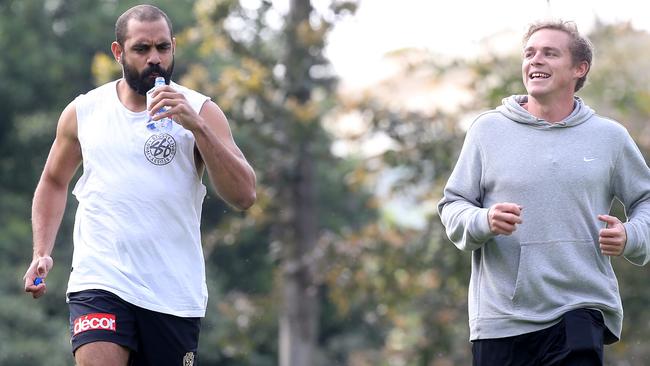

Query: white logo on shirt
[583,157,597,162]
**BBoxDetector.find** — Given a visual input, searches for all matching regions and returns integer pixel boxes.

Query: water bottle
[146,77,173,132]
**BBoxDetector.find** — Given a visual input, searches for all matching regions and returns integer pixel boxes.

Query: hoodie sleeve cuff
[469,208,495,244]
[623,222,647,266]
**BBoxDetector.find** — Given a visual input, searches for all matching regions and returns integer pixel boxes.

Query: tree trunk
[280,142,320,366]
[279,1,320,365]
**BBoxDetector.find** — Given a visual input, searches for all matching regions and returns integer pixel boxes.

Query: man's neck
[116,79,147,113]
[524,93,575,123]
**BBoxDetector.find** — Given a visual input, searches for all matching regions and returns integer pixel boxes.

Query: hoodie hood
[496,95,594,129]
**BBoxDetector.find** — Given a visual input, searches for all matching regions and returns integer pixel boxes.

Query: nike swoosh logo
[583,157,597,162]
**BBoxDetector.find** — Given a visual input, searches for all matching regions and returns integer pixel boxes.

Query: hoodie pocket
[511,239,616,316]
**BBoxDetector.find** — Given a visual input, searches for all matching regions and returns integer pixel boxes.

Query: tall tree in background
[279,0,320,364]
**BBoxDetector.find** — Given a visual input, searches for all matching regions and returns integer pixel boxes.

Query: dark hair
[523,20,593,92]
[115,5,173,46]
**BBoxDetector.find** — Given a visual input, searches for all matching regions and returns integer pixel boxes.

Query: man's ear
[575,61,589,79]
[111,41,123,63]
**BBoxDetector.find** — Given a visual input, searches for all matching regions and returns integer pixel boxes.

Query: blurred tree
[177,0,363,364]
[324,49,471,364]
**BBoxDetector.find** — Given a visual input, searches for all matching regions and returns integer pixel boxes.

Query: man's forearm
[193,122,256,210]
[31,179,69,258]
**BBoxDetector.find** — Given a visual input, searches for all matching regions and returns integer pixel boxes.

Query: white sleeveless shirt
[68,80,210,317]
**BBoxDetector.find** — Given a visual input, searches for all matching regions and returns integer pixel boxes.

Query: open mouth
[529,72,550,79]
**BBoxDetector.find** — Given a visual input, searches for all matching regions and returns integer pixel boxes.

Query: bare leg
[75,341,130,366]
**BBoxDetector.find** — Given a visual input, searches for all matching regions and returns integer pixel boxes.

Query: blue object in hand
[33,277,43,286]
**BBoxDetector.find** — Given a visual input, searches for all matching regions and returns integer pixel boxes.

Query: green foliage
[178,2,371,362]
[467,53,524,109]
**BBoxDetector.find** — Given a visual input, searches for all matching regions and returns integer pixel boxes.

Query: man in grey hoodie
[438,20,650,365]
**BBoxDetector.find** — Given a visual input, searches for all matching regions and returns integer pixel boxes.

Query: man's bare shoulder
[57,100,79,140]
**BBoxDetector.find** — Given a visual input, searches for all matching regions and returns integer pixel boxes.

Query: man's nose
[147,50,161,65]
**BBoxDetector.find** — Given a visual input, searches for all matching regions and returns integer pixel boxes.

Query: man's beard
[121,57,174,96]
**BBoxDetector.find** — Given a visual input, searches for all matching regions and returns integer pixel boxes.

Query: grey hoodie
[437,95,650,343]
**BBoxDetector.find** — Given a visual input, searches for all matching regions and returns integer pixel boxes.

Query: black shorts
[472,308,611,366]
[68,289,201,366]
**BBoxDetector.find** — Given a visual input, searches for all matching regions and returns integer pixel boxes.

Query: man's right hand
[488,202,523,235]
[23,255,53,299]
